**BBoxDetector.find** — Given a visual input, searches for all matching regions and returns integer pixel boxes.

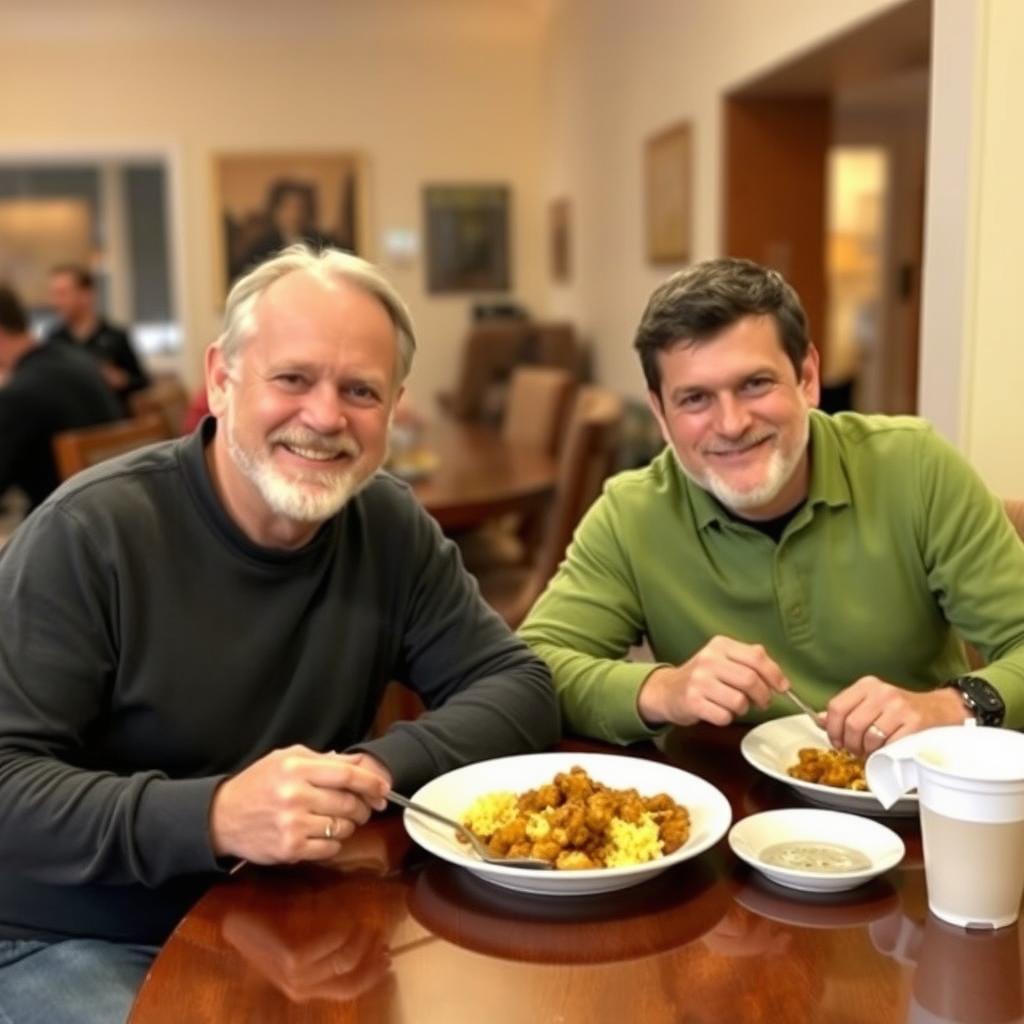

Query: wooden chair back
[530,321,583,375]
[53,414,171,481]
[128,372,190,436]
[502,366,576,456]
[493,386,623,627]
[440,321,532,421]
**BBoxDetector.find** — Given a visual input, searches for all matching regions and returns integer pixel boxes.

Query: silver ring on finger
[324,818,335,841]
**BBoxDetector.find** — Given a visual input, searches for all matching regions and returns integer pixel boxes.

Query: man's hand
[637,636,789,728]
[209,745,390,864]
[100,362,130,390]
[824,678,969,757]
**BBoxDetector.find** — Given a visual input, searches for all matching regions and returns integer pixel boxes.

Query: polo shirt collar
[678,408,852,531]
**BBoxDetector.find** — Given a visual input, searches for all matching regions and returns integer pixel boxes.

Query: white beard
[673,415,810,515]
[223,393,367,523]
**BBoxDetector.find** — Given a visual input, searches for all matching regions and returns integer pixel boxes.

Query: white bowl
[728,808,905,893]
[403,752,732,896]
[741,715,919,816]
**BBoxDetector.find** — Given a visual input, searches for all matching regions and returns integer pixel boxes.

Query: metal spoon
[387,790,554,870]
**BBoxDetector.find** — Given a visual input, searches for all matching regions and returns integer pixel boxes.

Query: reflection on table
[396,416,558,532]
[128,725,1024,1024]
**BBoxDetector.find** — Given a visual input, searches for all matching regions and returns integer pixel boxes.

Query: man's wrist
[942,675,1006,727]
[636,667,670,727]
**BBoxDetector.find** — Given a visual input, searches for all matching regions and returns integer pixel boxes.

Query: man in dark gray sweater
[0,245,559,1024]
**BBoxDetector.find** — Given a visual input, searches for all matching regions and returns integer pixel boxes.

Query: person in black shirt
[0,284,121,510]
[45,264,150,411]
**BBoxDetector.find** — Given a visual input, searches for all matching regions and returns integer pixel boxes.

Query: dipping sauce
[760,840,872,873]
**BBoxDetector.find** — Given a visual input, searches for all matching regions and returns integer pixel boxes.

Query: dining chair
[475,385,625,628]
[437,320,533,422]
[456,365,577,572]
[52,413,171,481]
[502,366,577,456]
[128,372,190,436]
[530,321,585,377]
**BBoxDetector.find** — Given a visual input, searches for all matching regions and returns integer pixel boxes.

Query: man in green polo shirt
[519,257,1024,756]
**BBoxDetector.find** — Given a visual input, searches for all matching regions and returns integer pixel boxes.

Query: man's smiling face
[648,314,820,520]
[207,269,400,544]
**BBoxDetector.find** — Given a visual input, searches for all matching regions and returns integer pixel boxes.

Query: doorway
[723,0,930,414]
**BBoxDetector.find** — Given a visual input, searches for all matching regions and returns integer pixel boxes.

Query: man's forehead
[245,270,397,377]
[255,270,388,329]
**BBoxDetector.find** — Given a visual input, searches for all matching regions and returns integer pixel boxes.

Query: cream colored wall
[955,0,1024,495]
[0,0,547,404]
[540,0,904,401]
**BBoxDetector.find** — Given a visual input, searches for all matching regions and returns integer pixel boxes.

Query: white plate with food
[728,808,905,893]
[740,715,918,816]
[402,752,732,896]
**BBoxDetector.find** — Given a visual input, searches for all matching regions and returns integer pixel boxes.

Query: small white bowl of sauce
[728,808,906,893]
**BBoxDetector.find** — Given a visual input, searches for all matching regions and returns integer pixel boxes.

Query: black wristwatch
[945,675,1005,727]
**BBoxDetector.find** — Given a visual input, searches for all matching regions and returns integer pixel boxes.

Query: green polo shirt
[520,411,1024,743]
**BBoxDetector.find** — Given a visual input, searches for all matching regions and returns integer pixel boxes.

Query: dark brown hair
[634,257,809,397]
[0,284,28,334]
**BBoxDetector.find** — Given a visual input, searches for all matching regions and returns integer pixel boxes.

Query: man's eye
[274,374,308,390]
[346,384,380,403]
[742,377,774,394]
[678,393,709,410]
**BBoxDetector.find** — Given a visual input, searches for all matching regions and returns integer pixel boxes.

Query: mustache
[703,432,775,455]
[269,429,361,458]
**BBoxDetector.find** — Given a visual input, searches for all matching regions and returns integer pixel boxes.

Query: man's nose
[302,383,348,433]
[713,394,753,438]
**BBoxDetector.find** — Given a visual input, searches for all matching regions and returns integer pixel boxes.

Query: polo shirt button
[792,605,803,618]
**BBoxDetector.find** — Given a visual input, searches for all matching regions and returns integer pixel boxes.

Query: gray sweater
[0,419,558,943]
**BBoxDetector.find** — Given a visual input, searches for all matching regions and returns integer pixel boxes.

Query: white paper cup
[868,727,1024,930]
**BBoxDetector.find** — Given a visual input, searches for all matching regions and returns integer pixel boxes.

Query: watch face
[958,677,1005,726]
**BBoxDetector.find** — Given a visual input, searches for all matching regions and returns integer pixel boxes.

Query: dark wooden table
[128,726,1024,1023]
[406,417,558,532]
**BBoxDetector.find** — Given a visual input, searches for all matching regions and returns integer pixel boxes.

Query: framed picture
[645,122,692,264]
[213,151,365,296]
[549,197,571,283]
[423,185,510,293]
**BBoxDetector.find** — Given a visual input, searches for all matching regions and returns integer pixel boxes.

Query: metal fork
[782,687,828,733]
[387,790,554,870]
[781,688,886,744]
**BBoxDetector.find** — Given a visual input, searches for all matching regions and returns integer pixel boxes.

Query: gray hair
[218,243,416,382]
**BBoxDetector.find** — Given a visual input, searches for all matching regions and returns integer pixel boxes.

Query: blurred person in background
[46,264,150,412]
[0,283,120,511]
[0,245,557,1024]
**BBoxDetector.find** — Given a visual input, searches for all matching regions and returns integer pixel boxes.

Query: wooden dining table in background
[404,416,559,532]
[127,723,1024,1023]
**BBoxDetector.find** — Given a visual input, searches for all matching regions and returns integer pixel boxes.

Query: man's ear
[801,344,822,409]
[645,388,673,447]
[205,341,232,418]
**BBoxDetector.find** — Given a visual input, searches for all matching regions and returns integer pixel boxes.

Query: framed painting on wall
[213,151,365,296]
[645,122,692,264]
[423,185,510,293]
[549,196,571,283]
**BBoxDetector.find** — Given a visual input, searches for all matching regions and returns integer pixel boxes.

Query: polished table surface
[405,417,558,532]
[129,726,1024,1024]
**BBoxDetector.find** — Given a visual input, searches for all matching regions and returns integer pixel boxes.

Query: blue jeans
[0,938,158,1024]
